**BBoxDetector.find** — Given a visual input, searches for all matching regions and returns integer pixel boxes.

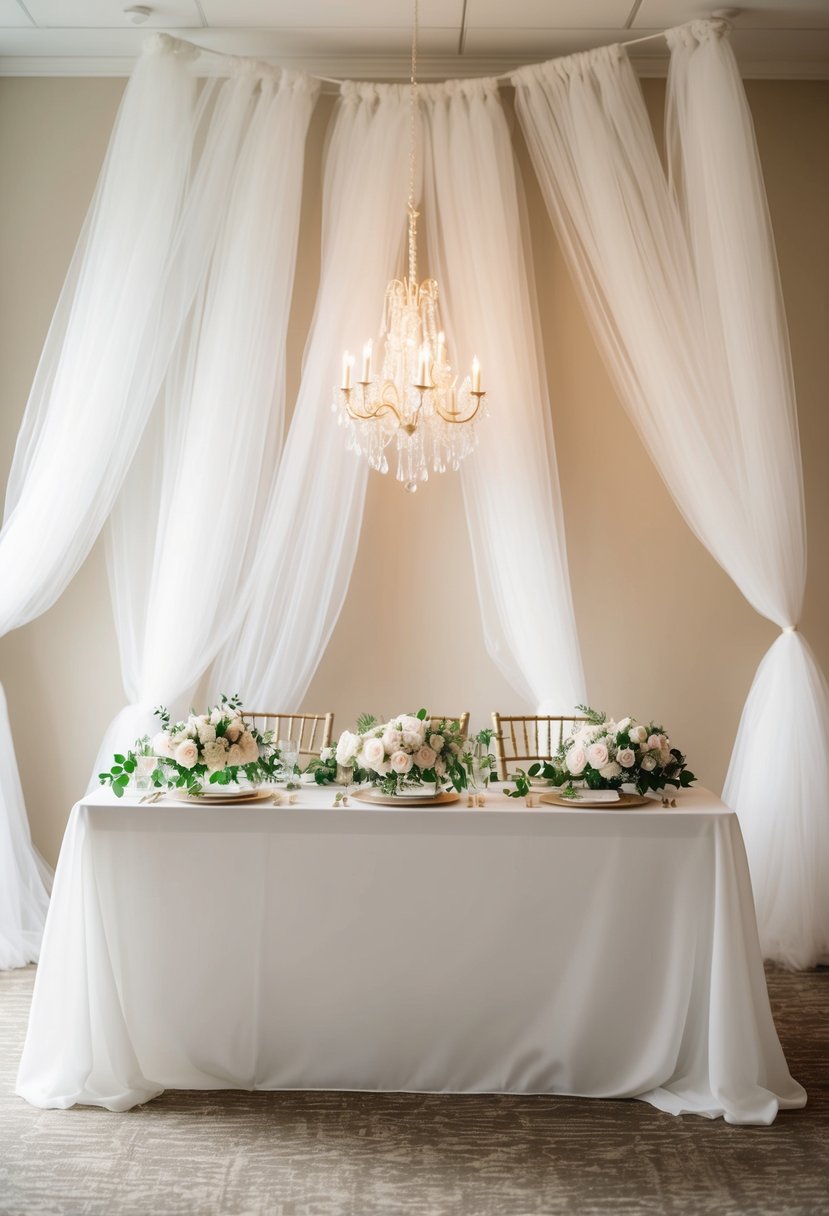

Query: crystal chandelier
[333,0,486,494]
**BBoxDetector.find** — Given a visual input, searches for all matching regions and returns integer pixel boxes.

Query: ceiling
[1,0,828,78]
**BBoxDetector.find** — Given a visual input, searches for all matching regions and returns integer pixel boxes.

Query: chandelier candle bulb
[341,352,353,391]
[472,357,481,393]
[361,341,372,383]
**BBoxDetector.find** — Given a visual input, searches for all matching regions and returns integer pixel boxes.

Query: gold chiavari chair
[244,712,334,764]
[490,713,588,782]
[428,713,470,736]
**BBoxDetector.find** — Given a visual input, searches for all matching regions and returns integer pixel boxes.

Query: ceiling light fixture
[124,6,152,25]
[333,0,486,493]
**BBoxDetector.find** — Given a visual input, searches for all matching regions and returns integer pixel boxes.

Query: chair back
[490,713,588,781]
[427,713,470,737]
[244,712,334,763]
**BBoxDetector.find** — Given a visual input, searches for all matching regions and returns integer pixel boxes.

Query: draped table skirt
[16,787,805,1123]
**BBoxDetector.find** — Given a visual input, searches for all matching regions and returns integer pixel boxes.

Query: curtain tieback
[782,625,798,634]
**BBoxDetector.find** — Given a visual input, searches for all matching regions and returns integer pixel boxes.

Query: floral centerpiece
[326,709,473,795]
[99,694,283,798]
[508,705,696,799]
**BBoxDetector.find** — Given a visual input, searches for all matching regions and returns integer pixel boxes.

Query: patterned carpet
[0,966,826,1216]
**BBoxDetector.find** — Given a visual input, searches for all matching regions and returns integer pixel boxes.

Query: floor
[0,965,827,1216]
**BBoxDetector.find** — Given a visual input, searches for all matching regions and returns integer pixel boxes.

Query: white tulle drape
[94,65,318,775]
[422,80,585,711]
[212,82,411,705]
[0,35,198,967]
[514,20,828,967]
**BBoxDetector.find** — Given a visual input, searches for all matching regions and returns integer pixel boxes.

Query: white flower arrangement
[99,694,283,797]
[332,709,472,795]
[508,704,696,798]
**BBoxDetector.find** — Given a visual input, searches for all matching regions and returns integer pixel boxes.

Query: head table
[17,785,804,1124]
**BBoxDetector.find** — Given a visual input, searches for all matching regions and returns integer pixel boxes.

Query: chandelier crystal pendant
[333,0,486,494]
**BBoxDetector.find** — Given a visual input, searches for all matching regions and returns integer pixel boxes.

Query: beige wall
[1,76,827,866]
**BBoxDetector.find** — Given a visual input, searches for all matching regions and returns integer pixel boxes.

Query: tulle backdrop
[1,21,826,970]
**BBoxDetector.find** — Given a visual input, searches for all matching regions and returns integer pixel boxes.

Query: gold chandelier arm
[433,391,486,426]
[343,387,406,428]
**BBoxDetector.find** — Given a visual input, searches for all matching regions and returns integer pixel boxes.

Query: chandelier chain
[407,0,419,288]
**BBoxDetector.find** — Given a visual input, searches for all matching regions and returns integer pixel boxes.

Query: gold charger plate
[352,789,460,808]
[172,788,276,806]
[539,791,652,810]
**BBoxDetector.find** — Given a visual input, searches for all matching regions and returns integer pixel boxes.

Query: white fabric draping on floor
[512,20,829,968]
[422,80,585,711]
[17,787,805,1124]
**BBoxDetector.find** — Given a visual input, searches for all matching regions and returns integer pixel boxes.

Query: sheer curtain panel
[96,67,317,774]
[422,79,585,712]
[514,20,828,967]
[0,35,197,966]
[212,82,412,707]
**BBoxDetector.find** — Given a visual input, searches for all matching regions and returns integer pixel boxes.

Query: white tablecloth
[17,786,805,1123]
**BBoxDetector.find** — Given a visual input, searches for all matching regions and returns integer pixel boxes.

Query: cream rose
[240,731,259,762]
[414,745,437,770]
[402,730,424,750]
[429,733,445,753]
[617,747,635,768]
[361,737,386,771]
[647,734,661,751]
[599,761,622,780]
[335,731,359,766]
[227,743,245,766]
[586,741,609,769]
[566,746,587,776]
[629,724,647,744]
[390,750,414,775]
[641,754,657,771]
[203,740,227,772]
[174,739,198,769]
[397,715,424,736]
[152,731,172,758]
[382,727,403,752]
[197,720,217,745]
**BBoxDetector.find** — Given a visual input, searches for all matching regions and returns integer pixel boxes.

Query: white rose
[335,731,359,766]
[361,737,386,771]
[382,727,403,753]
[390,750,414,775]
[429,733,445,753]
[320,746,335,762]
[641,754,657,771]
[414,745,437,770]
[629,725,647,744]
[586,742,609,769]
[616,717,631,734]
[567,746,587,776]
[617,748,635,768]
[175,739,198,769]
[240,731,259,762]
[197,720,217,745]
[402,730,424,750]
[599,761,622,780]
[227,743,245,766]
[152,731,172,758]
[203,740,227,772]
[226,720,243,743]
[397,715,424,735]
